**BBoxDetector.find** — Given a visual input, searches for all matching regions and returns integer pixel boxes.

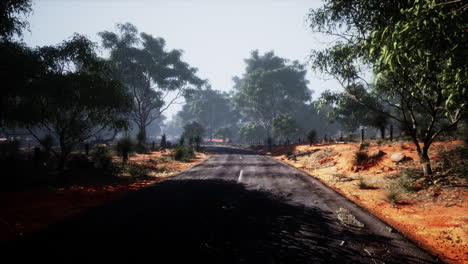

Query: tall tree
[233,50,311,137]
[308,0,467,176]
[22,34,131,169]
[99,23,204,141]
[178,86,238,140]
[318,84,389,137]
[272,114,302,143]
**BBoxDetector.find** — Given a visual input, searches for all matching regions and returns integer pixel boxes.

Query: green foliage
[233,50,311,135]
[125,163,148,178]
[308,0,467,176]
[172,145,195,161]
[115,137,133,163]
[99,23,204,141]
[90,145,113,169]
[182,121,205,146]
[0,0,32,39]
[239,122,267,143]
[214,127,233,142]
[179,87,238,140]
[272,114,302,142]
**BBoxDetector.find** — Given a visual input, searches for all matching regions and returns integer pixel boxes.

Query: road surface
[5,146,440,263]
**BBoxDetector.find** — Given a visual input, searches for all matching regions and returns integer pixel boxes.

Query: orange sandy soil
[271,141,467,264]
[0,151,208,241]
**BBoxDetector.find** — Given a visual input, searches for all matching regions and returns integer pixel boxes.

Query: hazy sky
[24,0,341,118]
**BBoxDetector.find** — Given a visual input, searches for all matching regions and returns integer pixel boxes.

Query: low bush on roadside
[376,139,383,146]
[353,151,369,166]
[357,174,377,189]
[434,146,467,179]
[172,145,195,161]
[115,137,134,163]
[385,183,403,204]
[90,145,113,169]
[125,163,149,178]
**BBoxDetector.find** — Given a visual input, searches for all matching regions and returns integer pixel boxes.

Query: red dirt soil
[274,141,468,264]
[0,151,208,241]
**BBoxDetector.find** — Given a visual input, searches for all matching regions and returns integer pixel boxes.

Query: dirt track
[4,146,440,263]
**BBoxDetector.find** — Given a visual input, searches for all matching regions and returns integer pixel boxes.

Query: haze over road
[6,146,439,263]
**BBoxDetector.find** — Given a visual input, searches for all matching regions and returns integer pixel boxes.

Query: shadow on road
[5,179,433,263]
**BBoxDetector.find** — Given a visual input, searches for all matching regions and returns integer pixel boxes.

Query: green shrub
[376,139,383,146]
[116,137,134,163]
[172,145,195,161]
[135,143,148,154]
[90,145,113,169]
[125,163,148,178]
[385,183,403,204]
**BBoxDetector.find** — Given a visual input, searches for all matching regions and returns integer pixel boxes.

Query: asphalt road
[5,146,440,263]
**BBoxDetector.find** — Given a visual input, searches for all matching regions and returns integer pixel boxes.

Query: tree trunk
[380,127,385,139]
[138,122,146,144]
[419,149,433,176]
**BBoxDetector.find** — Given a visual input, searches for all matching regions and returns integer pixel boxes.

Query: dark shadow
[3,179,437,264]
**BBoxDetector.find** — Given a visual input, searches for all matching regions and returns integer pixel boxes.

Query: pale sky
[23,0,341,118]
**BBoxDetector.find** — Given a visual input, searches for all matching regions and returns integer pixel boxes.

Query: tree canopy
[308,0,467,175]
[99,23,204,140]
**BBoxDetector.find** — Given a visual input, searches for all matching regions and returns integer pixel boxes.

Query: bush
[125,163,148,178]
[353,151,368,166]
[357,174,377,189]
[90,145,113,169]
[376,139,383,146]
[116,137,133,163]
[135,143,148,154]
[385,183,403,204]
[172,145,195,161]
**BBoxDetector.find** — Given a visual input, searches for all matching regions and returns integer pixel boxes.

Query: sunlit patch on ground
[272,141,467,264]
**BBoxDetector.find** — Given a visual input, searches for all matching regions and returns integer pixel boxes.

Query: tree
[179,86,237,140]
[308,0,467,176]
[22,34,131,169]
[0,0,32,40]
[99,23,204,142]
[239,122,267,144]
[214,127,232,142]
[318,84,389,137]
[272,114,302,143]
[182,121,205,150]
[233,50,311,136]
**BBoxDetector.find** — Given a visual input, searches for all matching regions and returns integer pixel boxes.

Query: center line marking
[237,170,243,183]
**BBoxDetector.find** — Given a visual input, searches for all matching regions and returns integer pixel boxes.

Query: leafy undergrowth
[0,150,208,241]
[273,140,467,264]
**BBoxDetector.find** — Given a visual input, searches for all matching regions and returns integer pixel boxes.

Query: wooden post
[361,128,364,144]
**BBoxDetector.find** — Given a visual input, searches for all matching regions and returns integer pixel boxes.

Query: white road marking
[237,170,243,183]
